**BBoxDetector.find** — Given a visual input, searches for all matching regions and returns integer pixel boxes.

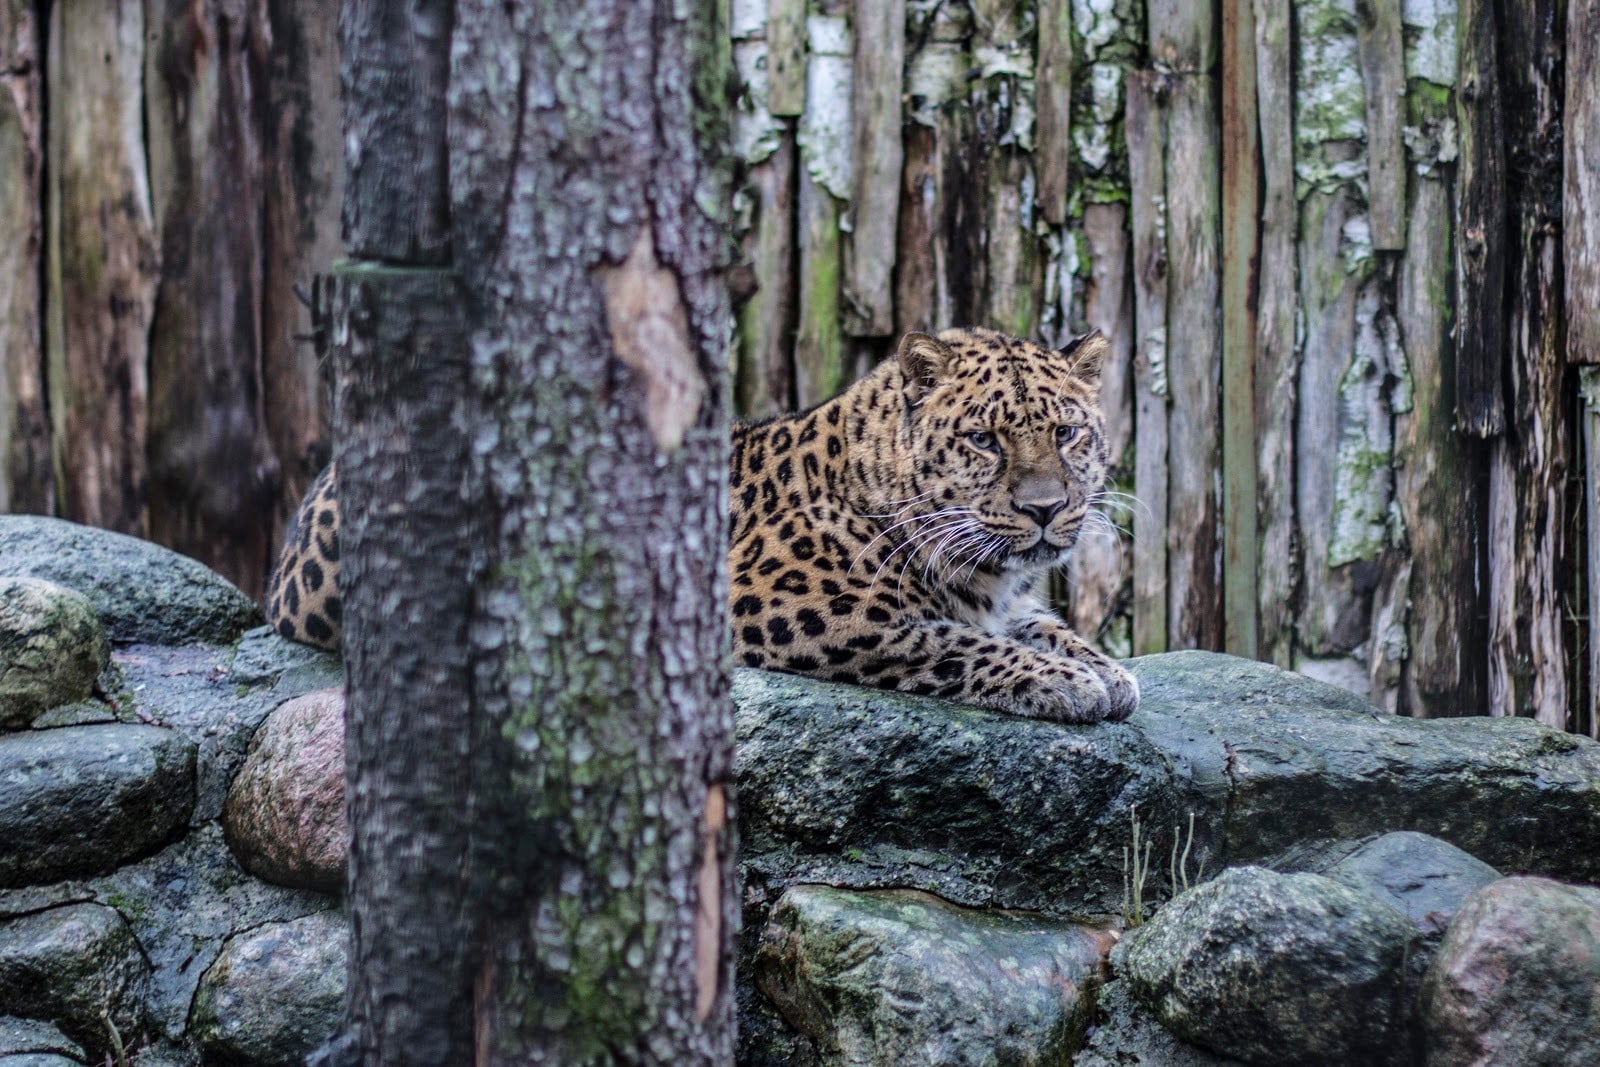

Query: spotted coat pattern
[728,327,1137,723]
[263,327,1136,722]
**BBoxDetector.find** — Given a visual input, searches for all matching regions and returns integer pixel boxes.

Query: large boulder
[0,725,195,886]
[755,885,1110,1066]
[222,689,347,894]
[0,578,109,729]
[0,903,151,1058]
[737,653,1600,919]
[1420,876,1600,1066]
[0,516,258,646]
[0,1017,85,1063]
[189,912,346,1067]
[1118,866,1416,1066]
[1074,981,1244,1066]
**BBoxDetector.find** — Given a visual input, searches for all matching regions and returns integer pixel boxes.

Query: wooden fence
[3,0,1598,732]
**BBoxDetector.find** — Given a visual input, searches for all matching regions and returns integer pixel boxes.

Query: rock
[0,1017,85,1062]
[222,689,347,894]
[227,627,342,695]
[1420,876,1600,1066]
[1119,866,1415,1067]
[190,912,346,1067]
[0,516,259,646]
[0,903,151,1058]
[1320,831,1499,948]
[1074,981,1244,1066]
[0,725,195,886]
[755,885,1111,1066]
[736,653,1600,920]
[0,579,109,730]
[0,1056,84,1066]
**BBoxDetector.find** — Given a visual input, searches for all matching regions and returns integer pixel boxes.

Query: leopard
[264,326,1136,723]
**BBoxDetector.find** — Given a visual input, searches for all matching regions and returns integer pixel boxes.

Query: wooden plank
[1394,161,1487,718]
[1062,203,1135,653]
[765,0,805,117]
[1164,73,1223,651]
[981,148,1039,338]
[795,167,846,406]
[1221,0,1260,659]
[1126,71,1169,656]
[1486,0,1567,726]
[736,132,797,417]
[898,30,968,333]
[1148,0,1217,73]
[0,0,49,515]
[143,0,279,597]
[261,0,344,554]
[45,0,159,534]
[1035,0,1074,226]
[1252,0,1296,668]
[1355,0,1406,250]
[842,0,903,337]
[1568,0,1600,363]
[1453,0,1506,436]
[1582,367,1600,737]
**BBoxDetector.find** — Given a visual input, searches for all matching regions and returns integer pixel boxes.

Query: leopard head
[889,327,1111,576]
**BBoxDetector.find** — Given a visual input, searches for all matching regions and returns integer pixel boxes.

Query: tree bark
[326,1,737,1064]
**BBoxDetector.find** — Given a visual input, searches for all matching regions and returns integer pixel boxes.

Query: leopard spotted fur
[264,327,1136,723]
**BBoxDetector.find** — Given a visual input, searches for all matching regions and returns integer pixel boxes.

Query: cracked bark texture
[325,1,736,1065]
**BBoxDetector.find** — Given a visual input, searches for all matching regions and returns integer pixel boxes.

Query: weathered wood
[1568,0,1600,363]
[765,0,805,117]
[1164,73,1223,650]
[794,10,849,405]
[1035,0,1073,226]
[1394,159,1487,718]
[1063,203,1134,653]
[1126,71,1169,656]
[841,0,902,337]
[1582,367,1600,737]
[1221,0,1260,659]
[1252,0,1296,668]
[1487,0,1567,726]
[261,0,344,537]
[340,0,451,263]
[969,2,1039,338]
[1148,0,1217,73]
[981,147,1039,338]
[897,16,970,333]
[1356,0,1406,250]
[736,132,797,417]
[45,0,159,535]
[144,0,279,598]
[1453,0,1506,436]
[0,0,48,515]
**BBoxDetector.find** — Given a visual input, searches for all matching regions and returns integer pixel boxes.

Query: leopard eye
[965,430,998,451]
[1056,424,1082,447]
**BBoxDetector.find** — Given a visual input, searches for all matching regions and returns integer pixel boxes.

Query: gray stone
[755,885,1111,1066]
[1421,876,1600,1066]
[223,689,347,894]
[1320,831,1500,947]
[0,903,150,1058]
[1073,981,1243,1067]
[1119,866,1415,1067]
[228,627,343,696]
[0,579,108,730]
[190,912,346,1067]
[0,725,195,886]
[0,1056,84,1066]
[736,653,1600,920]
[0,1017,84,1061]
[0,516,259,646]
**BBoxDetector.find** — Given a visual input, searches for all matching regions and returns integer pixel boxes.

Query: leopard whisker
[852,506,977,576]
[866,512,979,590]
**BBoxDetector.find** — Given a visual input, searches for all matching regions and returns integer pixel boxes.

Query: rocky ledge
[4,517,1600,1065]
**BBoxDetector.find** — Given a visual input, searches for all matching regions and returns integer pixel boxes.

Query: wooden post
[1356,0,1407,251]
[0,0,49,515]
[794,6,850,405]
[1568,0,1600,365]
[1454,0,1506,436]
[842,0,903,337]
[1221,0,1260,660]
[1252,0,1297,668]
[1582,367,1600,738]
[1035,0,1073,227]
[1127,72,1170,656]
[765,0,806,118]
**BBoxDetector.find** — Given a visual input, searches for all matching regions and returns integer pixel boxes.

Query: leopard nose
[1014,498,1066,529]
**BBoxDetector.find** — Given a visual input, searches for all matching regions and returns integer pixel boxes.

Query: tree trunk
[326,2,737,1064]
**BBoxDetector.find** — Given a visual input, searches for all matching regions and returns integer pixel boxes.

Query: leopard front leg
[1005,608,1139,721]
[853,621,1120,724]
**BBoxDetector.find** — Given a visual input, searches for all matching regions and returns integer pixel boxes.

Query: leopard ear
[1059,330,1109,388]
[898,332,957,405]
